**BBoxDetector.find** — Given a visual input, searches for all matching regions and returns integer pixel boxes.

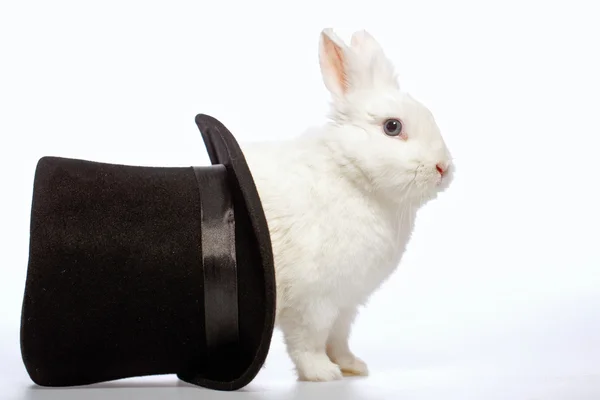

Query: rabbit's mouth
[402,163,454,204]
[435,163,455,192]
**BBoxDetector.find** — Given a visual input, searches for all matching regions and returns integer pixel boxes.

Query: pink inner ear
[324,37,348,93]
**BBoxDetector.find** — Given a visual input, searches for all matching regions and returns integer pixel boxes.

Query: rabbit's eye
[383,119,403,137]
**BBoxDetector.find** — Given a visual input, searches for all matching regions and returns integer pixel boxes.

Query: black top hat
[19,114,276,391]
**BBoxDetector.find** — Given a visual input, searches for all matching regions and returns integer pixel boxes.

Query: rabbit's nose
[436,163,446,176]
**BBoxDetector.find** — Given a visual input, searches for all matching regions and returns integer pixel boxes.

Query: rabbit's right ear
[350,30,384,58]
[350,29,399,90]
[319,28,351,98]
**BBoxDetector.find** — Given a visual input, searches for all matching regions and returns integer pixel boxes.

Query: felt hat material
[20,114,276,391]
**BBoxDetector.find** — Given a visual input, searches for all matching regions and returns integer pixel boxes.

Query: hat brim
[176,114,276,391]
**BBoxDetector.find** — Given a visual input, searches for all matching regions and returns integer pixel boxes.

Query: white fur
[240,28,454,381]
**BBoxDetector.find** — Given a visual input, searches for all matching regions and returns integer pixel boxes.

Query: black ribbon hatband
[192,165,239,356]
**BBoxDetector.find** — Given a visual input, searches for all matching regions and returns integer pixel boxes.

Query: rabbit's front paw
[296,353,343,382]
[330,353,369,376]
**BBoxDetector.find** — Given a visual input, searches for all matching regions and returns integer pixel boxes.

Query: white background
[1,1,600,399]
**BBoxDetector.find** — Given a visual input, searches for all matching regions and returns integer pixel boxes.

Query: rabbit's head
[318,28,454,204]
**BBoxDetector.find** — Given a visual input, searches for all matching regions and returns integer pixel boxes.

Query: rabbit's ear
[319,28,351,98]
[350,29,384,57]
[351,30,399,90]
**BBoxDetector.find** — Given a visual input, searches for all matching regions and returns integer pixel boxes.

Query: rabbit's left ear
[319,28,351,98]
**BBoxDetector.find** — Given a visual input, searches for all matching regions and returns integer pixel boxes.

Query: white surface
[1,0,600,399]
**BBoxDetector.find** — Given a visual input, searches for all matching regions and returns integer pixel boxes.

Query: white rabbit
[241,28,454,382]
